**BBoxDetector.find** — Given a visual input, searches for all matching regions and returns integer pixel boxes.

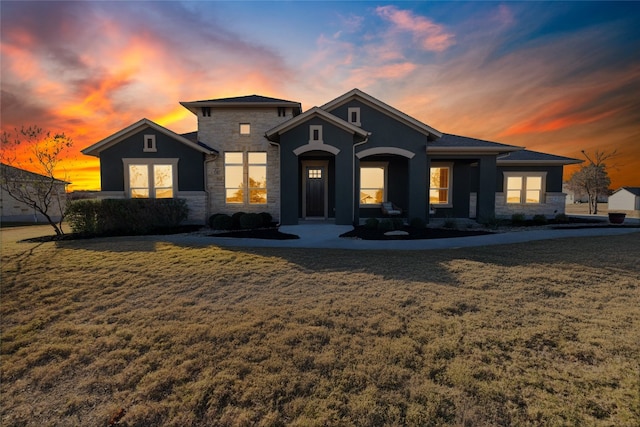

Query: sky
[1,1,639,191]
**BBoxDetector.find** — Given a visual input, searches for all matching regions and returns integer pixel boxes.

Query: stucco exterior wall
[608,190,640,211]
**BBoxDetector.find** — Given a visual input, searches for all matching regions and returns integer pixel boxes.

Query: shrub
[364,217,379,229]
[211,214,233,230]
[391,217,404,230]
[66,198,189,235]
[532,214,548,225]
[443,218,457,229]
[66,200,100,234]
[231,212,246,229]
[480,215,502,229]
[239,213,263,229]
[378,219,394,232]
[554,213,569,223]
[511,213,526,225]
[409,217,426,229]
[208,213,222,228]
[259,212,273,226]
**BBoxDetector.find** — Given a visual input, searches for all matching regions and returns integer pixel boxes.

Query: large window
[248,152,267,204]
[360,164,386,205]
[430,164,452,206]
[225,152,268,204]
[125,159,177,199]
[505,173,545,204]
[225,152,244,203]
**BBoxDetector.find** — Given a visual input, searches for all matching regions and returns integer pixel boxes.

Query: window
[348,107,361,126]
[309,125,323,143]
[224,152,268,204]
[278,107,286,117]
[248,152,267,204]
[225,152,244,203]
[360,163,387,205]
[240,123,251,135]
[430,164,452,206]
[202,107,211,117]
[125,159,177,198]
[505,173,545,204]
[143,135,156,152]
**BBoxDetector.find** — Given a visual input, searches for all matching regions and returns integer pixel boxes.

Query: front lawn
[1,229,639,426]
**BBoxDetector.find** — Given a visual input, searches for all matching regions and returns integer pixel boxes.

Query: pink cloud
[375,5,455,52]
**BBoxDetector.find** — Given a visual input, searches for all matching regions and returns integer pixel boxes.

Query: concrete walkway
[191,221,640,251]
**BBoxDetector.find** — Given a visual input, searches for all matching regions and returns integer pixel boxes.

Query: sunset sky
[1,1,639,191]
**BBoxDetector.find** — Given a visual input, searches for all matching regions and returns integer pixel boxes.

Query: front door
[305,166,325,217]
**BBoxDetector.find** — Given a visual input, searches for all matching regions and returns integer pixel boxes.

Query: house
[0,163,69,223]
[81,89,581,225]
[608,187,640,211]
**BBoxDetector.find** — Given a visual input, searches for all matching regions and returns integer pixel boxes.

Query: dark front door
[306,166,325,217]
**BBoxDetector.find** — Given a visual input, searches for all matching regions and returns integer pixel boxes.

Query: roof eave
[427,146,524,155]
[497,159,584,166]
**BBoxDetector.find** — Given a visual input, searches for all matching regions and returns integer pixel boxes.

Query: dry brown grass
[1,227,639,426]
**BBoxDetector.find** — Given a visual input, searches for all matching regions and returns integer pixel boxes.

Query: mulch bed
[340,226,494,240]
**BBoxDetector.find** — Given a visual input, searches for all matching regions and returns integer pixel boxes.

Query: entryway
[302,160,329,219]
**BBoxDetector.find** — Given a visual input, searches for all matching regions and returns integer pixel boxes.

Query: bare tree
[567,150,615,214]
[0,126,73,236]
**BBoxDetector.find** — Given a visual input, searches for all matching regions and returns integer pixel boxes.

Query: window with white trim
[505,172,546,204]
[348,107,361,126]
[225,152,268,204]
[309,125,323,143]
[430,164,452,206]
[143,135,156,152]
[360,163,387,206]
[124,159,177,198]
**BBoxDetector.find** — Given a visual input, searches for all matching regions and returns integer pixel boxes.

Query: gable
[321,88,441,139]
[82,118,216,157]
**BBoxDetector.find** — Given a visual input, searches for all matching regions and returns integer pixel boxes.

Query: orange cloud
[375,5,455,52]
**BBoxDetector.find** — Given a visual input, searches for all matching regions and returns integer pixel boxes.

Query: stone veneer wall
[495,192,567,217]
[198,108,294,222]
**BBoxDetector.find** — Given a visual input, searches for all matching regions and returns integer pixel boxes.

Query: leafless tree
[567,150,616,214]
[0,126,73,236]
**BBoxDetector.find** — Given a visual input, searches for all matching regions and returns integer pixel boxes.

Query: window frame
[504,171,547,204]
[309,125,323,144]
[123,158,178,199]
[224,152,245,204]
[248,152,267,205]
[224,151,269,205]
[429,163,453,208]
[359,162,388,207]
[348,107,361,127]
[143,134,157,152]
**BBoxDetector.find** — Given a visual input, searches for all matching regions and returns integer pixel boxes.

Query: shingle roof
[427,134,522,153]
[0,163,69,184]
[180,131,218,153]
[498,149,582,164]
[617,187,640,196]
[180,95,302,116]
[190,95,299,104]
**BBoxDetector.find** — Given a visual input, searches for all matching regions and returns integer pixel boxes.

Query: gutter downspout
[352,134,371,225]
[204,153,217,225]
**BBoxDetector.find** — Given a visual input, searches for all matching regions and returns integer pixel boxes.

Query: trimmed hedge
[67,199,189,235]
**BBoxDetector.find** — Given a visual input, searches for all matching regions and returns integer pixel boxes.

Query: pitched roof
[427,134,522,154]
[180,131,217,153]
[0,163,69,185]
[180,95,302,115]
[265,106,370,143]
[613,186,640,196]
[321,88,442,139]
[497,149,582,165]
[81,118,217,157]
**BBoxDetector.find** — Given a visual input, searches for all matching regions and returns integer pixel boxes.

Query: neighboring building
[0,163,69,223]
[82,89,581,225]
[608,187,640,211]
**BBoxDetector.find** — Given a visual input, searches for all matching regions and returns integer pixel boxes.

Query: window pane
[249,189,267,204]
[507,190,521,203]
[526,190,540,203]
[225,165,243,188]
[156,188,173,199]
[360,189,383,204]
[361,167,384,188]
[507,176,522,190]
[131,188,149,198]
[226,189,244,203]
[527,176,542,190]
[129,164,148,188]
[225,152,243,164]
[248,152,266,163]
[240,123,250,135]
[154,165,172,188]
[249,165,266,188]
